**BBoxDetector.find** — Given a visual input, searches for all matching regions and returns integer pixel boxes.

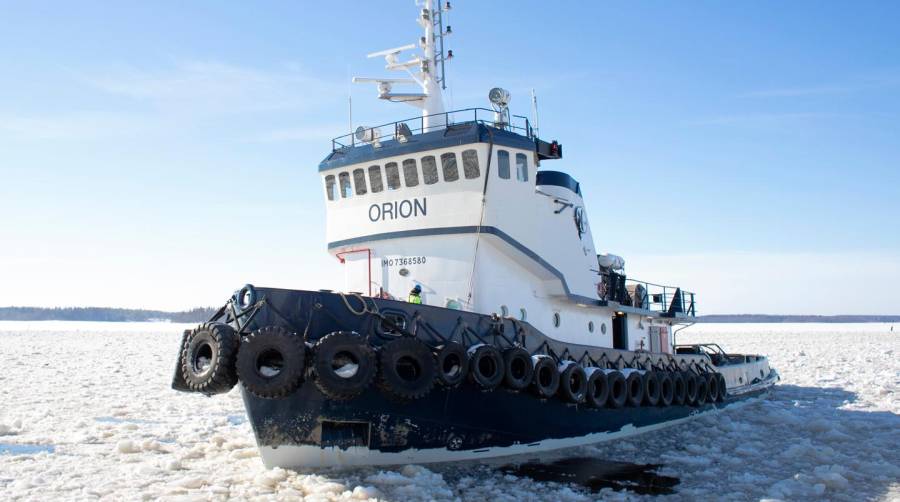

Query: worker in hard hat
[408,284,422,304]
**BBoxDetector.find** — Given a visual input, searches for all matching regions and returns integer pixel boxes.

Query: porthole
[600,323,607,334]
[519,308,527,321]
[553,312,561,328]
[588,321,594,333]
[500,305,509,317]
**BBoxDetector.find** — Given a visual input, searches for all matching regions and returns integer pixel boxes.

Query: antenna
[434,0,452,90]
[353,0,453,132]
[531,88,539,138]
[347,65,353,137]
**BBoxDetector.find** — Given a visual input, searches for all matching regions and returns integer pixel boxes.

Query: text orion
[368,198,427,222]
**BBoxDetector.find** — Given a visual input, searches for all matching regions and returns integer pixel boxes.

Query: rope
[464,127,495,308]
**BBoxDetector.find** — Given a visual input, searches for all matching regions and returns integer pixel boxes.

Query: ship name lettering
[368,198,427,222]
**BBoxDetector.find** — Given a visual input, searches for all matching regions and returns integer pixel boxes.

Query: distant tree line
[698,314,900,323]
[0,306,217,323]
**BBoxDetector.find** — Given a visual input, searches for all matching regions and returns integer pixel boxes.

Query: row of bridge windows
[325,149,530,200]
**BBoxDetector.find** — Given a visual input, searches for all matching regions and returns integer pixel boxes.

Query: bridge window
[421,155,439,185]
[368,165,383,193]
[353,168,367,195]
[497,150,510,179]
[339,172,352,198]
[385,162,401,190]
[402,159,419,187]
[462,149,480,179]
[441,152,459,182]
[324,175,336,201]
[516,153,529,182]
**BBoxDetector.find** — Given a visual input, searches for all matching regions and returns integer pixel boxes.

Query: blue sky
[1,1,898,314]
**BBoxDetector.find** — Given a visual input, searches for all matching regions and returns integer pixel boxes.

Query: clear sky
[2,1,898,314]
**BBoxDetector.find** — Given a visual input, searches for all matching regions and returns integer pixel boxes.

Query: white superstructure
[320,0,695,353]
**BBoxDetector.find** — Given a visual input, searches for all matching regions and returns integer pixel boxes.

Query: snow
[335,363,360,379]
[0,321,898,501]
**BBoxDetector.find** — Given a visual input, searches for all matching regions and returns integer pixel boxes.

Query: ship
[172,1,778,468]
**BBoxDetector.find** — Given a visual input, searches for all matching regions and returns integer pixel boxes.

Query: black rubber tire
[585,369,609,408]
[502,347,534,391]
[181,322,239,395]
[625,371,644,407]
[558,363,587,403]
[658,372,674,407]
[706,373,720,403]
[377,337,436,401]
[671,372,686,405]
[313,331,376,400]
[684,371,698,405]
[531,356,560,398]
[434,342,469,388]
[606,371,627,408]
[469,345,504,390]
[716,373,727,402]
[643,371,661,406]
[695,374,709,406]
[236,326,306,399]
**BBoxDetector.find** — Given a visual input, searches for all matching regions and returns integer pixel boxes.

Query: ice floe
[0,321,897,500]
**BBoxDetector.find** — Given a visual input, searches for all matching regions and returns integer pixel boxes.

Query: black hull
[175,286,777,467]
[242,375,773,467]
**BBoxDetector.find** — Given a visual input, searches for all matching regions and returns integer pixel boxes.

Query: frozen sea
[0,322,898,501]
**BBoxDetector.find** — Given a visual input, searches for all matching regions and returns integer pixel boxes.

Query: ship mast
[353,0,452,132]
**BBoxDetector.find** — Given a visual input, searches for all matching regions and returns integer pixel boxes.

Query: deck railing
[599,272,696,317]
[332,108,533,151]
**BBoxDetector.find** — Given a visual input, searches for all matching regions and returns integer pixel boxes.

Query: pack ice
[0,321,897,501]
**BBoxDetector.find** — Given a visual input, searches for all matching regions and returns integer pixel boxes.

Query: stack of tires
[179,323,727,409]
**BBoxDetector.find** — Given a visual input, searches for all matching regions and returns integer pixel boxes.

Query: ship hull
[174,286,777,468]
[243,370,777,468]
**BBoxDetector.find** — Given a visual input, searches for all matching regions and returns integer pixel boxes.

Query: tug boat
[172,1,778,468]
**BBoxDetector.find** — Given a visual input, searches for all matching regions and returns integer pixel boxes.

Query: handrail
[598,271,697,317]
[331,107,533,151]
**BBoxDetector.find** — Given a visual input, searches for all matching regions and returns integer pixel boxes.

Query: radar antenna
[352,0,453,132]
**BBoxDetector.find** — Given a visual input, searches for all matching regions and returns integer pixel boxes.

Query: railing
[599,272,697,317]
[331,108,534,151]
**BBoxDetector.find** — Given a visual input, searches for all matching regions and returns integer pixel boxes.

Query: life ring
[671,372,687,405]
[312,331,376,400]
[642,371,661,406]
[606,370,627,408]
[236,325,306,399]
[502,347,534,391]
[181,322,239,395]
[377,337,436,401]
[558,362,587,404]
[657,372,674,406]
[434,342,469,387]
[468,344,504,390]
[530,355,559,398]
[584,368,609,408]
[624,370,644,407]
